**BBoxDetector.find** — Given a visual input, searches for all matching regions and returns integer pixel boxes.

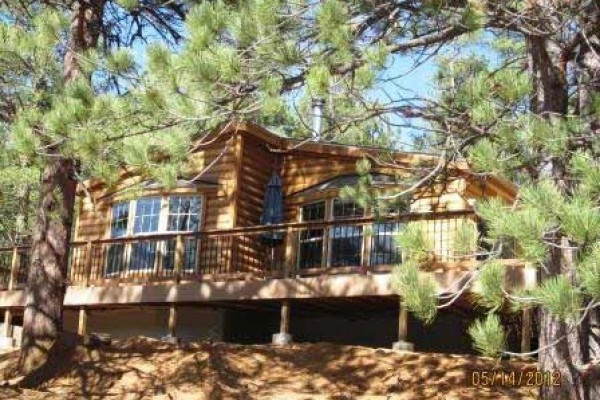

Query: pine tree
[4,1,600,398]
[145,2,600,398]
[0,0,190,372]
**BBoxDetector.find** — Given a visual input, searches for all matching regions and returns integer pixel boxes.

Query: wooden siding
[71,123,516,279]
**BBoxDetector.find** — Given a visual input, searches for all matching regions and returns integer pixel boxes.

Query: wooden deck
[0,210,533,308]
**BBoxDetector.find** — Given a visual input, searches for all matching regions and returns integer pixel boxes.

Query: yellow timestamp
[471,370,561,387]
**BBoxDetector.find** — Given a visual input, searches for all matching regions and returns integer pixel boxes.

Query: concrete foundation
[272,333,292,345]
[392,340,414,352]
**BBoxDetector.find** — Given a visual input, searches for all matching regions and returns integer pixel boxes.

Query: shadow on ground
[0,337,538,400]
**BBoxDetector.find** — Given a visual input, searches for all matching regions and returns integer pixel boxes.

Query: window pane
[333,198,364,219]
[163,238,197,271]
[110,202,129,238]
[370,222,403,266]
[330,225,363,267]
[298,202,325,269]
[301,201,325,222]
[133,197,162,234]
[130,241,157,271]
[167,196,201,232]
[106,244,126,275]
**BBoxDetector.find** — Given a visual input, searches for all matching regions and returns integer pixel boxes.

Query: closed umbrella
[260,173,284,246]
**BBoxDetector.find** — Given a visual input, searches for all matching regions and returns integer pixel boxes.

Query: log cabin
[0,121,534,353]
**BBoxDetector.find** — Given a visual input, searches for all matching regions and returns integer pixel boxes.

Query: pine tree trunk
[18,0,105,374]
[19,158,76,372]
[528,32,600,399]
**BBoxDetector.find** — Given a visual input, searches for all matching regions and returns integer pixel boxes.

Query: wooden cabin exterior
[0,122,531,351]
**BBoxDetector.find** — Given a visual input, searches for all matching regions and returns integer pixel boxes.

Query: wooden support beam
[283,227,295,278]
[83,241,93,286]
[521,307,532,354]
[280,299,290,335]
[3,309,12,338]
[8,247,19,290]
[398,301,408,342]
[168,304,177,337]
[78,307,88,337]
[174,235,184,282]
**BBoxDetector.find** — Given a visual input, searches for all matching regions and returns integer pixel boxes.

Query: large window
[297,201,325,269]
[330,199,364,267]
[168,196,201,232]
[370,222,403,266]
[133,197,162,234]
[296,196,404,270]
[106,195,202,275]
[110,202,129,238]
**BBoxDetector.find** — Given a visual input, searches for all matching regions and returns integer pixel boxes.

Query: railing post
[283,226,295,278]
[84,241,93,287]
[174,234,184,282]
[8,247,19,290]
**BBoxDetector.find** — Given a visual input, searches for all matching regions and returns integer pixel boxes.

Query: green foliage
[535,276,581,321]
[454,220,477,256]
[578,244,600,299]
[477,196,551,263]
[561,196,600,244]
[392,261,438,323]
[396,222,433,263]
[476,261,505,310]
[468,314,506,358]
[107,49,136,74]
[307,64,332,97]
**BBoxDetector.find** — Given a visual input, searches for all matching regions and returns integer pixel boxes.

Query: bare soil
[0,337,537,399]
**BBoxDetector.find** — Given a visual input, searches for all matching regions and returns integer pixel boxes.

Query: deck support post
[163,304,180,344]
[78,306,88,337]
[272,299,292,345]
[0,248,19,349]
[0,309,14,349]
[521,306,532,354]
[392,301,414,351]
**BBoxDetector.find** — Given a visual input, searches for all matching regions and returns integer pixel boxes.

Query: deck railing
[0,210,508,289]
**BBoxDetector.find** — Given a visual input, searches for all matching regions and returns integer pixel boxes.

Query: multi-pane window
[370,222,403,266]
[107,202,130,275]
[110,202,129,238]
[297,196,406,270]
[298,201,325,269]
[106,195,202,275]
[330,199,364,267]
[332,198,364,219]
[133,197,162,234]
[167,196,201,232]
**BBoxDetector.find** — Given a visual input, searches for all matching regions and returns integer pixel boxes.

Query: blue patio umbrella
[260,173,284,246]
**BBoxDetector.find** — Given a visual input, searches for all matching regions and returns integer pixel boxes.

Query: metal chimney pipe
[311,98,325,140]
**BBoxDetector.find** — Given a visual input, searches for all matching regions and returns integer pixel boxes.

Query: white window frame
[107,194,203,276]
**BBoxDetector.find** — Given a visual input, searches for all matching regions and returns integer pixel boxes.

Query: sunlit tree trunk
[19,0,105,373]
[529,32,600,400]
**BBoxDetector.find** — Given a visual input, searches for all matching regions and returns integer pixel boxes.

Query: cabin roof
[290,173,410,197]
[78,120,517,202]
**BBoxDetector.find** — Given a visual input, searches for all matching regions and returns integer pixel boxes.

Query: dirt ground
[0,336,538,399]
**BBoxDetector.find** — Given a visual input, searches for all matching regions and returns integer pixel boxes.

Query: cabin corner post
[174,234,185,282]
[83,241,93,286]
[272,299,292,346]
[283,226,295,278]
[392,300,414,352]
